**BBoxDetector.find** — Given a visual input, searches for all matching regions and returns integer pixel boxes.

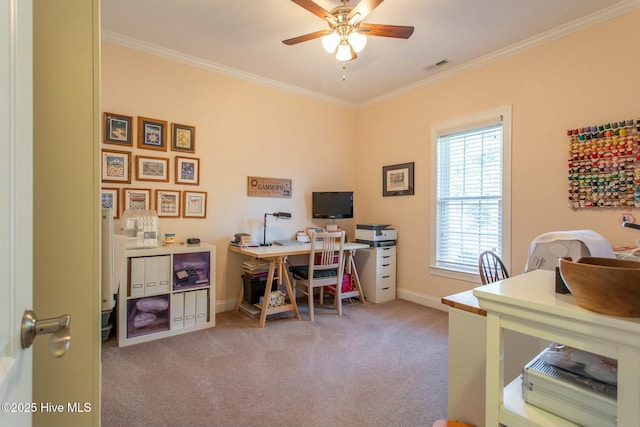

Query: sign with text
[247,176,292,198]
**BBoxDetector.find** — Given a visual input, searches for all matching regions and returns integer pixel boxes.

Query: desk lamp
[262,212,292,246]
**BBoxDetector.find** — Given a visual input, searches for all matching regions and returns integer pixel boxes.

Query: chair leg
[308,285,314,321]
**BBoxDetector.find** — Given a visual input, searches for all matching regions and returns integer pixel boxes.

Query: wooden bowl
[559,257,640,317]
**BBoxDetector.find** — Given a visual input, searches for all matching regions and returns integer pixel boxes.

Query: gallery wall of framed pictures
[100,112,205,219]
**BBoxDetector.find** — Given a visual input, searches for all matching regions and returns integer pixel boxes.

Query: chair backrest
[308,231,345,282]
[478,250,509,285]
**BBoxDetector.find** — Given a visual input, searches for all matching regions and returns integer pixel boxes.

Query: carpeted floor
[101,298,449,427]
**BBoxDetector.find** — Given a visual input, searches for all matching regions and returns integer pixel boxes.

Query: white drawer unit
[117,244,216,347]
[354,245,396,303]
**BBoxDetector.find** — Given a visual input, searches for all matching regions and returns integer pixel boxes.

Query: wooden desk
[442,289,486,316]
[229,241,369,327]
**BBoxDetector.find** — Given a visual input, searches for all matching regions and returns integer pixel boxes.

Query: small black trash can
[242,274,278,304]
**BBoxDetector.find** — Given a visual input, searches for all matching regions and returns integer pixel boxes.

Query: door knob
[21,310,71,358]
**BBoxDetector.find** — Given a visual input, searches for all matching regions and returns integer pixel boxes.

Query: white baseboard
[216,290,449,313]
[396,288,448,312]
[216,298,239,313]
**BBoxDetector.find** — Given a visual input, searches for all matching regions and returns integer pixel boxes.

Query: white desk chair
[290,231,345,321]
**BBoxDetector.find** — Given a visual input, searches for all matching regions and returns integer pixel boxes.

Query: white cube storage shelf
[354,245,396,303]
[117,244,216,347]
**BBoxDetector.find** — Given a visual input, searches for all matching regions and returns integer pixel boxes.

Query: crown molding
[101,30,357,108]
[360,0,640,107]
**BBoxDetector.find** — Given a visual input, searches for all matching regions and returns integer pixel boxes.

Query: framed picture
[103,112,133,146]
[137,116,168,151]
[100,187,120,219]
[155,189,181,218]
[123,188,151,211]
[175,156,200,185]
[183,191,207,218]
[136,155,169,182]
[171,123,196,153]
[383,162,414,196]
[102,149,131,183]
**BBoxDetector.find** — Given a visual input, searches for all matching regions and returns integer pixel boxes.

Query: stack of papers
[274,239,304,246]
[242,259,274,278]
[229,240,259,247]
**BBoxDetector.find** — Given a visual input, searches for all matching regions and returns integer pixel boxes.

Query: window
[430,107,511,281]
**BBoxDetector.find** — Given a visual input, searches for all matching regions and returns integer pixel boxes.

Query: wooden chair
[478,250,509,285]
[290,231,345,321]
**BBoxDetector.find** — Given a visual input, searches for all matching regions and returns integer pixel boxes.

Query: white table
[229,241,369,327]
[474,269,640,427]
[441,290,542,426]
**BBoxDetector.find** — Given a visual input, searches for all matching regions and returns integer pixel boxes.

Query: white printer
[355,224,397,247]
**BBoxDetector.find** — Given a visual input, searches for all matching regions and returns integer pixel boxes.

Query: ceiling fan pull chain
[342,62,347,81]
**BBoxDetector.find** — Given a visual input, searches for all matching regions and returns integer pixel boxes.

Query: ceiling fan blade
[348,0,384,23]
[282,30,332,45]
[290,0,334,21]
[358,23,414,39]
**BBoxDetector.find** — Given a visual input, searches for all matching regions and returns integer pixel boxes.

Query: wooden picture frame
[137,116,168,151]
[183,191,207,218]
[103,112,133,146]
[155,189,181,218]
[101,187,120,219]
[175,156,200,185]
[136,155,169,182]
[171,123,196,153]
[383,162,414,196]
[102,149,131,183]
[123,188,151,211]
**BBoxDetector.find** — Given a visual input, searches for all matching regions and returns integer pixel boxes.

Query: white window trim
[429,106,512,283]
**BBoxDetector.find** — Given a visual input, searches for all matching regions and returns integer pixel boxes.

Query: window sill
[429,266,481,284]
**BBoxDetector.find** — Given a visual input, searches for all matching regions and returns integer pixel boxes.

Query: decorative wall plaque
[247,176,292,198]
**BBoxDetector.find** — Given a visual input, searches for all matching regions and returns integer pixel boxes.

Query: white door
[1,2,100,425]
[0,0,34,425]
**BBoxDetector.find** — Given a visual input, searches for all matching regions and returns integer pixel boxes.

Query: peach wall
[357,9,640,306]
[102,8,640,313]
[101,42,358,309]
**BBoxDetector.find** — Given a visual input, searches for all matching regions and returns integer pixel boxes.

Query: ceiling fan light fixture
[283,0,414,66]
[322,32,340,53]
[348,31,367,53]
[336,41,356,61]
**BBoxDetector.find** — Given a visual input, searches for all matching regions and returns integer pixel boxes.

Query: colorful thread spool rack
[567,119,640,209]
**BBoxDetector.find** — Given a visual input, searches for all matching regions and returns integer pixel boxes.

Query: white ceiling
[100,0,639,105]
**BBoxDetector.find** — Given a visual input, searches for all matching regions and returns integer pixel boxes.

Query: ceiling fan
[282,0,414,62]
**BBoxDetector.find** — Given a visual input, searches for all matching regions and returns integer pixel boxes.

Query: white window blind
[436,122,504,273]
